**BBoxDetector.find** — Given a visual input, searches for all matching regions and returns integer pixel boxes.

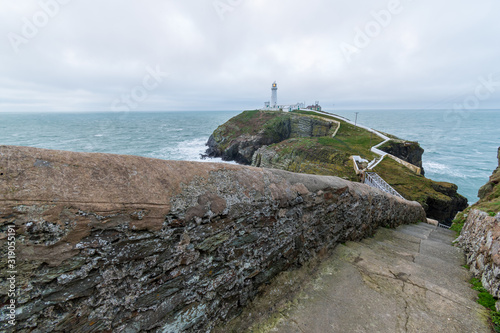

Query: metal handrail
[364,172,405,200]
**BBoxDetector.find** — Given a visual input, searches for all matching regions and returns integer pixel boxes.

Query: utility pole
[354,112,359,126]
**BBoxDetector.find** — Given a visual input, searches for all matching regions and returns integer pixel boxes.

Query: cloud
[1,0,499,112]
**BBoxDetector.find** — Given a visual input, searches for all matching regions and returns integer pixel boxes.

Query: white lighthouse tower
[271,81,278,108]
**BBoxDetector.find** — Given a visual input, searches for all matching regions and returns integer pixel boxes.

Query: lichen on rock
[0,145,425,332]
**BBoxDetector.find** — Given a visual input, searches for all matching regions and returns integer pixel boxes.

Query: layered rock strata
[378,140,425,175]
[0,146,425,332]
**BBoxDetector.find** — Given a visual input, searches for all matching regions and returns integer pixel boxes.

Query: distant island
[205,109,468,225]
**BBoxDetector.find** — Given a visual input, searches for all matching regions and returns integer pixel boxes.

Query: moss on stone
[450,211,468,234]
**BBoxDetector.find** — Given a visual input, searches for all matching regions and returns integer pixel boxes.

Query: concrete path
[260,223,491,333]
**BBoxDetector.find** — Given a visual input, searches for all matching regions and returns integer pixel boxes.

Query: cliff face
[458,147,500,303]
[0,146,425,332]
[477,147,500,205]
[252,138,357,181]
[378,140,425,175]
[205,110,336,164]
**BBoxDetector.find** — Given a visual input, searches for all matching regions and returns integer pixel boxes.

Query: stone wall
[0,146,425,332]
[458,210,500,299]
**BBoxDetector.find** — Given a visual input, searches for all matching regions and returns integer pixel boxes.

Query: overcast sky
[1,0,500,112]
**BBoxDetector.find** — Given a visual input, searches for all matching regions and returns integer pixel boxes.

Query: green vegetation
[219,109,383,164]
[291,110,330,118]
[212,110,290,151]
[266,138,357,180]
[318,124,381,159]
[254,110,392,180]
[291,110,383,159]
[474,166,500,214]
[209,109,469,223]
[474,185,500,214]
[378,131,401,140]
[378,139,419,151]
[470,277,500,331]
[450,211,468,234]
[261,114,291,142]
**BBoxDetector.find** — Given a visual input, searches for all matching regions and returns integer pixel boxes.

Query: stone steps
[257,223,491,333]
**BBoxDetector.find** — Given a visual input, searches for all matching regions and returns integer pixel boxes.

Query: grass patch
[450,211,467,234]
[291,110,383,158]
[290,110,338,119]
[470,277,500,331]
[212,110,289,150]
[315,123,382,160]
[473,168,500,215]
[471,277,496,310]
[266,138,357,180]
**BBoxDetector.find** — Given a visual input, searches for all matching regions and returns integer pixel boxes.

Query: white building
[263,81,305,112]
[271,81,277,107]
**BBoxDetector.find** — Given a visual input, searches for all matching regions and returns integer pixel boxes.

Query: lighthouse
[262,81,305,111]
[271,81,278,108]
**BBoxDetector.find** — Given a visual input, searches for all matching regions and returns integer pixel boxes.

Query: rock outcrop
[378,140,425,175]
[0,146,425,332]
[374,158,468,225]
[251,140,356,181]
[478,147,500,201]
[426,182,469,224]
[207,110,468,224]
[205,110,336,164]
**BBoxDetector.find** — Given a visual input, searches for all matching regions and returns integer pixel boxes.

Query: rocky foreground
[221,223,490,332]
[0,145,424,332]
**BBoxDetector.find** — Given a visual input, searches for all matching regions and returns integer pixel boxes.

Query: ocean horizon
[1,109,498,204]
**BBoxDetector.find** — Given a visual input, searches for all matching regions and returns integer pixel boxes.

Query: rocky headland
[206,110,467,224]
[0,145,425,332]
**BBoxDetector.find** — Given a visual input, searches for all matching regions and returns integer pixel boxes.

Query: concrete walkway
[259,223,491,333]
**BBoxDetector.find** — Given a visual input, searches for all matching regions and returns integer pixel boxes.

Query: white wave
[149,138,240,165]
[423,161,468,179]
[197,157,239,165]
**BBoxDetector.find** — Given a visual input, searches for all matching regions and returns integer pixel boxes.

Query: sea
[0,109,498,204]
